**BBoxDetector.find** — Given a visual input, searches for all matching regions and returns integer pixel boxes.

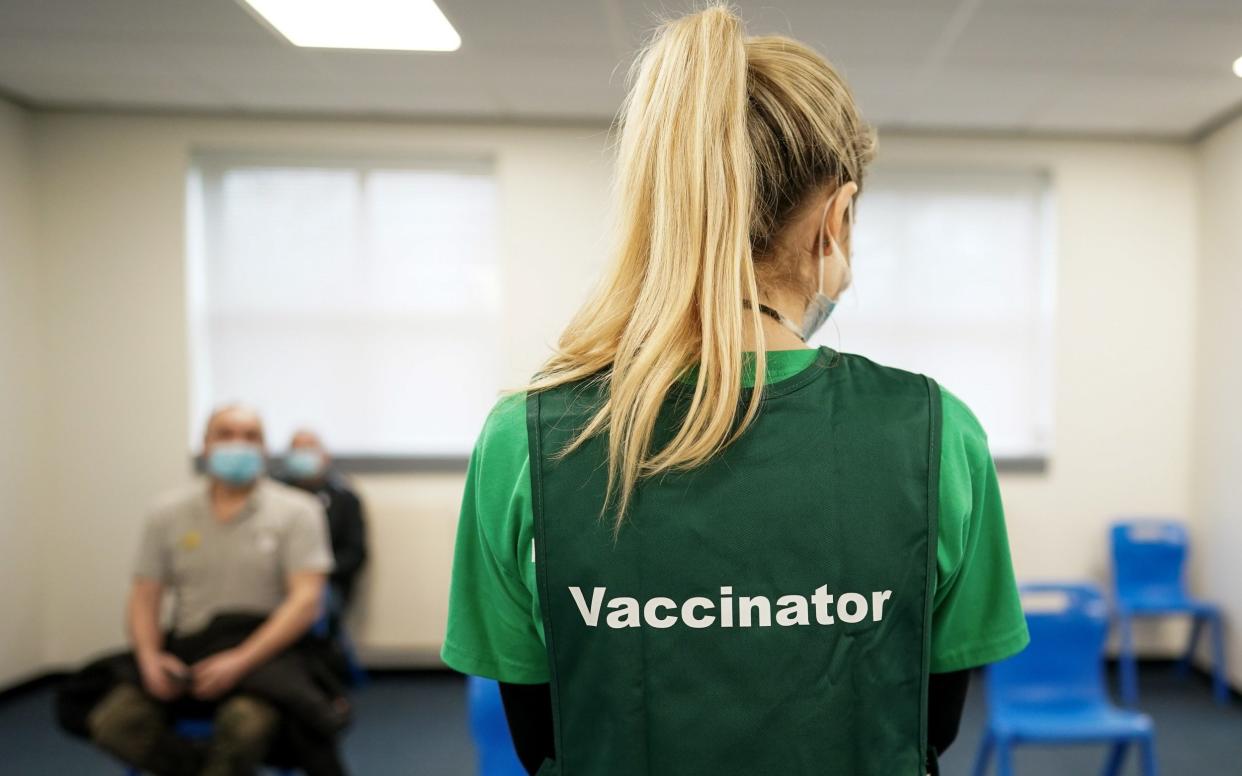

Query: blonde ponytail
[523,5,874,532]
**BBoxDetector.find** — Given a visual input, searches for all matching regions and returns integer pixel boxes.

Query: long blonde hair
[523,5,875,529]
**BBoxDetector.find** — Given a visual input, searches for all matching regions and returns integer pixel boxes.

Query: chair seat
[991,702,1153,742]
[1118,595,1218,616]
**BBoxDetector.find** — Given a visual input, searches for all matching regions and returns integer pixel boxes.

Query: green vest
[527,349,942,775]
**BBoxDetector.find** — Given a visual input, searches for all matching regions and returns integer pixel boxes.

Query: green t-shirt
[443,349,1029,683]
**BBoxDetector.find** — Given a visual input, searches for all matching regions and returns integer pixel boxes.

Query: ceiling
[1,0,1241,138]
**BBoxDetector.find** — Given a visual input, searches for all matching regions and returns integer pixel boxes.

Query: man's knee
[214,695,279,749]
[87,684,165,759]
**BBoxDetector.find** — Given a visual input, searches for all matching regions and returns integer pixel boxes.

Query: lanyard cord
[741,299,806,342]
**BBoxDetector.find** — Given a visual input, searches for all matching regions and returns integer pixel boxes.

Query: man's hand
[191,648,251,700]
[137,651,190,702]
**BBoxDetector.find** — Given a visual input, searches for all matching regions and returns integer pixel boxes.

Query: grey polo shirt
[134,478,334,635]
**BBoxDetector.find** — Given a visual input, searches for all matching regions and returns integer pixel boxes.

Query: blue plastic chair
[466,676,527,776]
[125,718,295,775]
[1111,520,1228,705]
[972,583,1157,776]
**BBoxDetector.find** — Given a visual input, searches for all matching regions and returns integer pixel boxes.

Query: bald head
[286,427,330,483]
[289,428,324,452]
[204,404,266,450]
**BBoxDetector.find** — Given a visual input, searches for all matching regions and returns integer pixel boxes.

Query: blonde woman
[443,6,1028,775]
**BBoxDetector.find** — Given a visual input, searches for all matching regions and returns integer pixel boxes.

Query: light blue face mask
[799,190,854,342]
[746,190,855,342]
[285,449,326,481]
[206,442,265,486]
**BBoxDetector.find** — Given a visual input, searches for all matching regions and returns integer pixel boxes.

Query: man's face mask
[285,449,326,481]
[207,442,265,486]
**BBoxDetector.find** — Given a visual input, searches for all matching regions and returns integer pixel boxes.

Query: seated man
[280,429,368,620]
[85,404,339,776]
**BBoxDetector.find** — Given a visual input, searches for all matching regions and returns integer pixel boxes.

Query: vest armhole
[920,375,944,772]
[527,390,566,770]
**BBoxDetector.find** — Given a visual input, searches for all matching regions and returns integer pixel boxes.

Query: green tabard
[527,348,942,775]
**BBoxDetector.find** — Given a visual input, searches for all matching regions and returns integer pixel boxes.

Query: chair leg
[1138,734,1158,776]
[1102,741,1128,776]
[1208,613,1229,706]
[1176,615,1204,677]
[971,730,995,776]
[340,629,368,688]
[996,738,1015,776]
[1118,612,1140,706]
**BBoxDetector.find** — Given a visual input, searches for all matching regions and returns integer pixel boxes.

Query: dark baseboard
[1101,657,1241,703]
[1,661,1234,705]
[0,666,463,705]
[358,666,461,679]
[0,672,68,704]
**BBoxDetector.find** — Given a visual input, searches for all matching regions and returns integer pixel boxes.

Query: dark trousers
[60,615,349,776]
[88,683,278,776]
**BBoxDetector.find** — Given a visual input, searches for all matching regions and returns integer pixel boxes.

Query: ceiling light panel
[240,0,461,52]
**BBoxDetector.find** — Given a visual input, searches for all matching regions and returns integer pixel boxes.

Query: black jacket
[282,472,368,605]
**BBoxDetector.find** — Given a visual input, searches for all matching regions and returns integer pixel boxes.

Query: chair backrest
[986,583,1110,709]
[1111,519,1189,603]
[466,676,528,776]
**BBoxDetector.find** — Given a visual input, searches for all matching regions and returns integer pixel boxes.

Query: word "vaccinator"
[569,586,893,630]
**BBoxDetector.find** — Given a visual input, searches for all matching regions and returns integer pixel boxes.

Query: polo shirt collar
[199,476,268,522]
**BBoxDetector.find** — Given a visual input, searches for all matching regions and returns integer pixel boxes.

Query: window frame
[842,163,1057,474]
[185,148,501,469]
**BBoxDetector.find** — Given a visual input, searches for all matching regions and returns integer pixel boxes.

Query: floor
[0,666,1236,774]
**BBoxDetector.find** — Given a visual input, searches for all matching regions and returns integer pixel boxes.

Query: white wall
[1194,113,1242,687]
[0,97,47,686]
[877,136,1201,656]
[24,111,1201,674]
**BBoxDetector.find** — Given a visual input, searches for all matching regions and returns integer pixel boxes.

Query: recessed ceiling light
[1234,56,1242,78]
[240,0,461,52]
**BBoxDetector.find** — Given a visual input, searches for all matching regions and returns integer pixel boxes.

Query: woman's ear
[823,180,860,250]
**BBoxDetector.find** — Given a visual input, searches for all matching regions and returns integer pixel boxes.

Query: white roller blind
[819,168,1055,460]
[186,155,501,456]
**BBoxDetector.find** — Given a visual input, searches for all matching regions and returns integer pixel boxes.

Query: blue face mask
[749,190,855,342]
[800,191,854,342]
[285,449,325,481]
[206,442,265,486]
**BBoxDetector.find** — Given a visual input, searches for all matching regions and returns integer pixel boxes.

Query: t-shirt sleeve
[282,498,335,576]
[441,392,550,684]
[133,512,170,583]
[930,388,1030,673]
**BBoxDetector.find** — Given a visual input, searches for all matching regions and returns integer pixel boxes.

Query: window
[187,153,501,458]
[821,168,1055,463]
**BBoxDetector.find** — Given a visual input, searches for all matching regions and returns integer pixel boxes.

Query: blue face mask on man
[284,449,326,481]
[206,442,265,486]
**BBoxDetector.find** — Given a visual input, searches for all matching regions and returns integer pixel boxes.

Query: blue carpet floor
[0,666,1237,774]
